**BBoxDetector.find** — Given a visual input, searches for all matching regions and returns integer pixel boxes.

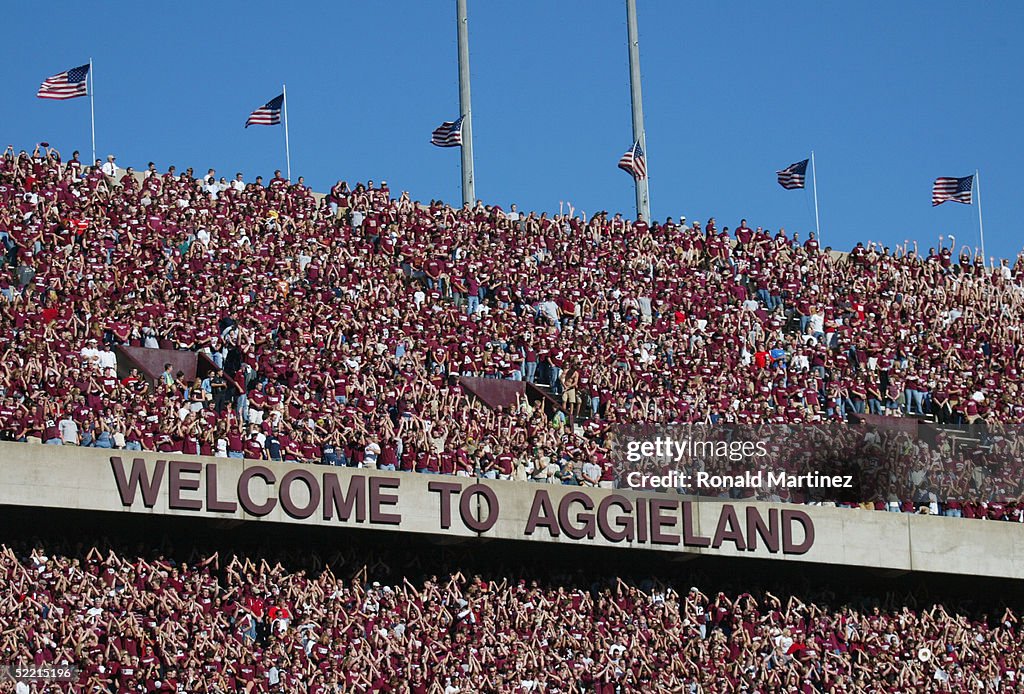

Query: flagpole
[456,0,476,206]
[975,169,985,262]
[89,58,96,164]
[625,0,650,221]
[811,150,821,242]
[282,84,291,182]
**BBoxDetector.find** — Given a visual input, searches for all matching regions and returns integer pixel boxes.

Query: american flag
[776,159,808,189]
[618,141,647,180]
[245,94,284,128]
[431,116,464,147]
[932,175,974,206]
[37,64,89,100]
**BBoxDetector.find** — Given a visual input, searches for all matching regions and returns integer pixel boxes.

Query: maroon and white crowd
[2,145,1024,693]
[2,144,1024,516]
[2,537,1023,693]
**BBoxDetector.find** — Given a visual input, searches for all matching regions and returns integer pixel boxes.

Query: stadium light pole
[975,169,986,263]
[89,57,96,164]
[457,0,476,207]
[282,83,292,182]
[626,0,650,222]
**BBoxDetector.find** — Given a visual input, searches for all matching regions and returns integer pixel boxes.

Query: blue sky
[3,2,1021,259]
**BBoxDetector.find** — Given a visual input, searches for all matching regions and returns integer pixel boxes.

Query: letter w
[110,457,166,508]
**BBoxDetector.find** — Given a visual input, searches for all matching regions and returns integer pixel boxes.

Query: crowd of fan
[0,532,1019,694]
[2,144,1024,516]
[1,537,1021,693]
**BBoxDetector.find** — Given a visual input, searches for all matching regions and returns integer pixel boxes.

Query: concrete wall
[459,377,525,409]
[115,345,202,385]
[0,442,1020,578]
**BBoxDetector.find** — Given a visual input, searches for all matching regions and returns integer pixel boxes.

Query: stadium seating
[1,146,1022,519]
[0,533,1019,693]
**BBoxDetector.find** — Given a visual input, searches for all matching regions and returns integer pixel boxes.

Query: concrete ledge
[0,441,1019,578]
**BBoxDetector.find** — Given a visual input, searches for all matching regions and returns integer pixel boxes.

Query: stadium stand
[1,508,1022,693]
[1,144,1023,521]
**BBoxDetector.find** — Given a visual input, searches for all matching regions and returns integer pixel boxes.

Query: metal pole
[811,150,821,242]
[282,84,291,182]
[975,169,985,263]
[456,0,476,206]
[89,58,96,164]
[625,0,650,221]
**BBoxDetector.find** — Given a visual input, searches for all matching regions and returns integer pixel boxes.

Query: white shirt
[59,418,79,444]
[539,301,559,321]
[101,161,118,177]
[581,461,601,486]
[80,345,100,363]
[142,327,160,349]
[775,634,794,654]
[99,349,117,371]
